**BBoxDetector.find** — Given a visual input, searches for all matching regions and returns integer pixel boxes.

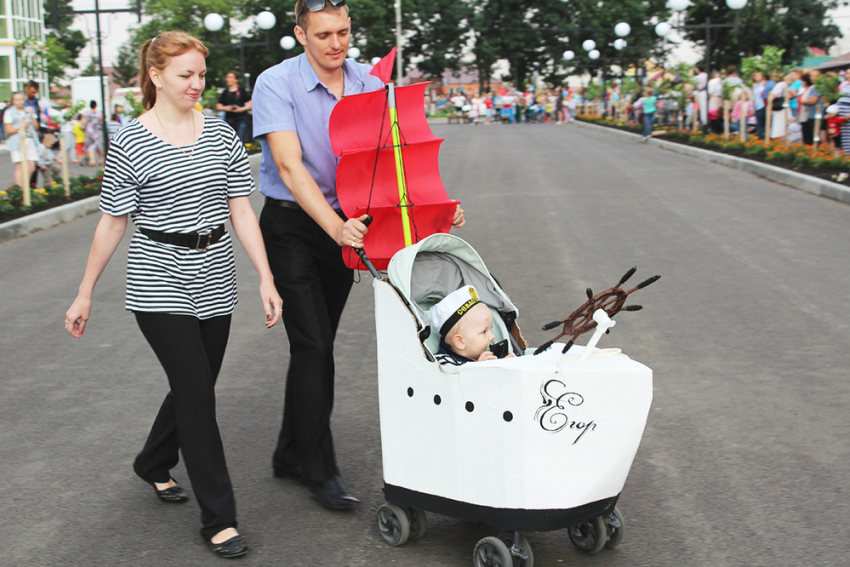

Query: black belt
[139,225,226,250]
[265,196,303,210]
[265,196,344,216]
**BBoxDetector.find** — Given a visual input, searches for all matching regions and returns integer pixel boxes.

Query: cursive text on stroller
[534,379,597,444]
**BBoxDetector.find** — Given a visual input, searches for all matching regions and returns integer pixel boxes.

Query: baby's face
[456,303,496,360]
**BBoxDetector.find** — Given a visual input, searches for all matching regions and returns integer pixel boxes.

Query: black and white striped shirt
[100,115,254,319]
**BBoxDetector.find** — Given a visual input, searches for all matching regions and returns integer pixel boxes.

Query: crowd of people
[428,84,580,124]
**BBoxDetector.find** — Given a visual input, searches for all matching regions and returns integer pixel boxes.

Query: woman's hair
[90,100,97,109]
[801,72,812,86]
[140,31,209,110]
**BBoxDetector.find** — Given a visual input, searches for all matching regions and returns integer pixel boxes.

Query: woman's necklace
[153,106,196,159]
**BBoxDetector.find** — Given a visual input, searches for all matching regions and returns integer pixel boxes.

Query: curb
[0,153,264,245]
[573,120,850,206]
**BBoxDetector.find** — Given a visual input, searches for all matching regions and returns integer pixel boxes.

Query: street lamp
[655,22,672,37]
[280,36,296,51]
[348,47,361,60]
[614,22,631,37]
[204,10,279,86]
[614,38,627,51]
[589,50,600,60]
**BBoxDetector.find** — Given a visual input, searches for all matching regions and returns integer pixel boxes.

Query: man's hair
[726,65,736,76]
[295,0,349,31]
[25,80,39,91]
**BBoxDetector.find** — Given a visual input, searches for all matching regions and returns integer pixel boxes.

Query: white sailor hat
[430,285,481,340]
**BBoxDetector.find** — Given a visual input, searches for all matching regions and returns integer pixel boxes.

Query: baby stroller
[370,233,653,565]
[326,61,653,565]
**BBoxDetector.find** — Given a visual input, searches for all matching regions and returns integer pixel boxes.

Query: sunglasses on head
[297,0,346,20]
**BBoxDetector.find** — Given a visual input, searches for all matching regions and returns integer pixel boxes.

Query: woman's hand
[260,280,283,328]
[65,295,92,338]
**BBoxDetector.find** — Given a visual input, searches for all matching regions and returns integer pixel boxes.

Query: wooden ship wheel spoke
[534,267,660,355]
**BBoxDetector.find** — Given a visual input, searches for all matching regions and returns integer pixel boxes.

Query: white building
[0,0,47,103]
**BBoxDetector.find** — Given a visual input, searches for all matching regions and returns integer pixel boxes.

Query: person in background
[216,71,252,143]
[72,114,86,164]
[787,69,802,119]
[36,140,62,185]
[23,80,43,131]
[107,113,122,139]
[798,72,820,146]
[642,89,657,141]
[4,91,39,188]
[769,71,788,140]
[751,72,768,140]
[84,100,104,168]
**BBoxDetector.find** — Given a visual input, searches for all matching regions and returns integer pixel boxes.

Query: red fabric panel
[341,202,460,271]
[369,47,397,83]
[330,83,435,156]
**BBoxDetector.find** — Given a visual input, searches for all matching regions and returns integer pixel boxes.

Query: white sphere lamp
[348,47,361,59]
[614,38,627,51]
[563,50,575,61]
[371,57,382,65]
[256,11,277,30]
[614,22,631,37]
[582,39,596,52]
[203,13,225,32]
[280,36,296,50]
[655,22,671,37]
[726,0,748,9]
[589,49,600,60]
[669,0,689,11]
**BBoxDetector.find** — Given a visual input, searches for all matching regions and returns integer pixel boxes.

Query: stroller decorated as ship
[329,51,656,566]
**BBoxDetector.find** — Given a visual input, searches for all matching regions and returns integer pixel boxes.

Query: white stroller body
[372,234,653,565]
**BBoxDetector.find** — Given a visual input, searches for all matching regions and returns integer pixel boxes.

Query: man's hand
[334,214,370,248]
[452,204,465,228]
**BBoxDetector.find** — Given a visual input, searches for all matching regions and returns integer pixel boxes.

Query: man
[23,81,42,130]
[252,0,464,510]
[752,71,768,140]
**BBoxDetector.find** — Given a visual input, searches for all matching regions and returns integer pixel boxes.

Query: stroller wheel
[497,532,534,567]
[376,503,410,546]
[406,507,428,540]
[473,536,512,567]
[604,507,625,549]
[567,516,607,555]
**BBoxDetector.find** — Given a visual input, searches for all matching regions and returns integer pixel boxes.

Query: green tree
[81,57,100,77]
[740,45,785,82]
[683,0,842,74]
[112,42,140,88]
[44,0,89,84]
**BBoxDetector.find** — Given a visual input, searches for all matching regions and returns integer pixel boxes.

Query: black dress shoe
[310,475,360,510]
[207,535,248,559]
[148,478,189,503]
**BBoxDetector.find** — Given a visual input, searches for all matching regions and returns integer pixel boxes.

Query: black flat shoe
[310,475,360,510]
[148,478,189,503]
[207,535,248,559]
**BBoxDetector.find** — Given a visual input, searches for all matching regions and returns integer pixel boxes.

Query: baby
[430,285,513,366]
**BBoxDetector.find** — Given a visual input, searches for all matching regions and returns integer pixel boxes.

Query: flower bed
[0,172,103,224]
[576,116,850,187]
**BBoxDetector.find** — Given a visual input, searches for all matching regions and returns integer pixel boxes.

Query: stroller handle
[354,215,382,279]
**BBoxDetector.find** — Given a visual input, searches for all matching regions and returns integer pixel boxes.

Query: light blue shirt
[252,54,385,208]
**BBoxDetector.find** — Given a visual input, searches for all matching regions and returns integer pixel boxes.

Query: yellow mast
[388,83,413,248]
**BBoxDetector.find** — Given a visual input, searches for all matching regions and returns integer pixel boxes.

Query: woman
[798,73,820,146]
[769,71,788,140]
[216,71,252,143]
[3,91,39,188]
[64,31,282,559]
[84,100,104,167]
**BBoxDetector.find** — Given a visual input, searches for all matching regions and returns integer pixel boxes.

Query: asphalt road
[1,122,849,567]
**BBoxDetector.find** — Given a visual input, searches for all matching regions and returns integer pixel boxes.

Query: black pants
[801,120,815,146]
[260,204,353,487]
[755,107,766,140]
[133,312,236,541]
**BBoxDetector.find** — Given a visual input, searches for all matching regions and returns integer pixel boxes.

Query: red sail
[329,82,459,271]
